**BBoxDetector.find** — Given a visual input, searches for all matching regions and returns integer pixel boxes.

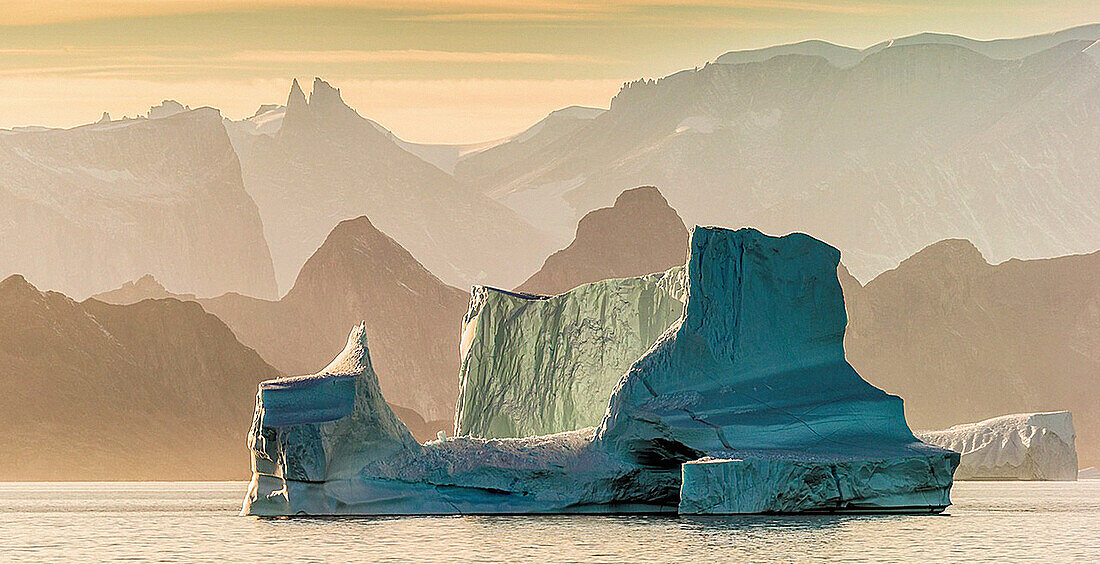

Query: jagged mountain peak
[90,274,198,305]
[308,77,341,104]
[147,100,189,120]
[287,78,306,107]
[279,77,363,135]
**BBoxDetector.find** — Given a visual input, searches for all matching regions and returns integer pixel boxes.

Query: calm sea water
[0,481,1096,562]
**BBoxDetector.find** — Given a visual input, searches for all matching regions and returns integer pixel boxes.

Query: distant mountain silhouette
[715,23,1100,67]
[225,77,552,294]
[93,274,196,304]
[0,274,278,480]
[98,216,471,423]
[516,186,688,295]
[843,241,1100,467]
[0,108,278,300]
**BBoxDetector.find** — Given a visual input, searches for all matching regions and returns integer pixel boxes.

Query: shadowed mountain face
[0,274,278,480]
[227,77,553,294]
[0,108,278,300]
[516,186,688,295]
[458,39,1100,282]
[842,241,1100,467]
[127,216,470,422]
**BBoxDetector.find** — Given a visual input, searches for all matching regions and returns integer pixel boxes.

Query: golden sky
[1,1,1097,142]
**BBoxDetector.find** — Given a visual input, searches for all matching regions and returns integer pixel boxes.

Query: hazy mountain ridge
[0,108,279,300]
[716,23,1100,67]
[458,35,1100,282]
[227,77,554,294]
[98,216,471,422]
[0,274,278,480]
[454,105,606,201]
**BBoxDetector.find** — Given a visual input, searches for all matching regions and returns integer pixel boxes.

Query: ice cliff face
[0,108,278,300]
[242,227,956,516]
[917,412,1078,481]
[456,268,686,438]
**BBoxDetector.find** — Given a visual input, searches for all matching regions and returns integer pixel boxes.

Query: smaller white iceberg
[917,412,1078,481]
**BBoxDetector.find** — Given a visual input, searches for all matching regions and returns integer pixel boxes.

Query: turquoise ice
[242,226,957,515]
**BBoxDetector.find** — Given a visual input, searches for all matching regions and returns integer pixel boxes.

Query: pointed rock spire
[287,78,307,110]
[279,78,311,135]
[308,77,358,123]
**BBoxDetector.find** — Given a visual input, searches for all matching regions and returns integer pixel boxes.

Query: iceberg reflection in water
[3,482,1099,561]
[242,227,958,516]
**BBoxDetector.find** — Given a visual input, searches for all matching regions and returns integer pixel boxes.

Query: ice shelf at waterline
[242,227,958,516]
[917,412,1078,481]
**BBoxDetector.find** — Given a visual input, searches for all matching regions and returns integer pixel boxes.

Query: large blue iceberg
[242,227,957,515]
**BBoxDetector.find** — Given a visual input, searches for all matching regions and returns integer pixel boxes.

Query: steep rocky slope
[516,186,688,295]
[0,108,277,299]
[227,77,552,293]
[188,216,468,422]
[0,275,278,480]
[843,241,1100,467]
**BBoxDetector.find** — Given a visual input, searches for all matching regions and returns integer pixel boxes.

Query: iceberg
[456,268,686,438]
[917,412,1078,481]
[242,226,957,516]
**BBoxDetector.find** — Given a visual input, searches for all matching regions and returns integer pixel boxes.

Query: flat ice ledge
[680,449,956,514]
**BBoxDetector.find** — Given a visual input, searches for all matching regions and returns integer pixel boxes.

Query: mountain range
[225,77,554,294]
[0,108,278,300]
[0,274,277,480]
[453,26,1100,282]
[97,216,470,423]
[1,25,1098,478]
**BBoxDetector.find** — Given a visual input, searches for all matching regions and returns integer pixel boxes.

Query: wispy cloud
[227,49,610,64]
[0,1,918,26]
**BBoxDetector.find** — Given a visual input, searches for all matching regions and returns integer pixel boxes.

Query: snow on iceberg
[242,226,957,515]
[917,412,1078,481]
